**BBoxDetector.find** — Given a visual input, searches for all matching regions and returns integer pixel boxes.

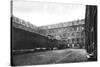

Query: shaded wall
[12,27,49,50]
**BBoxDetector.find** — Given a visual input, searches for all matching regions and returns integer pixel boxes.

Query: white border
[0,0,99,67]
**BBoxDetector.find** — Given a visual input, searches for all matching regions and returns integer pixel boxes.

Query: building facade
[39,19,85,48]
[12,15,85,49]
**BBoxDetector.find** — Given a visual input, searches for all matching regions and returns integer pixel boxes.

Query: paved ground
[12,49,88,66]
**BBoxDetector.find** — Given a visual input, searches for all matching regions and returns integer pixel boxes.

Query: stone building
[12,15,85,49]
[39,19,85,48]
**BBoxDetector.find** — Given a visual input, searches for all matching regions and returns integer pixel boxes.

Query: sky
[13,0,86,26]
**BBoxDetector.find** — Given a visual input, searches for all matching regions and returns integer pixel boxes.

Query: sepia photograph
[11,0,97,66]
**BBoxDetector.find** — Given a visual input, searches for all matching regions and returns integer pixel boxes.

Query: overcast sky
[13,0,86,26]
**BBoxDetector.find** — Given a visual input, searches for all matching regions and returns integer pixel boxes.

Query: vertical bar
[85,5,97,61]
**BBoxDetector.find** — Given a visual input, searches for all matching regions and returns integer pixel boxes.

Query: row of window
[47,26,84,35]
[47,31,85,40]
[65,38,85,44]
[40,20,85,29]
[13,16,38,30]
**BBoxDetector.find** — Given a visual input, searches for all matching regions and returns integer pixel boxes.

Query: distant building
[39,19,85,48]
